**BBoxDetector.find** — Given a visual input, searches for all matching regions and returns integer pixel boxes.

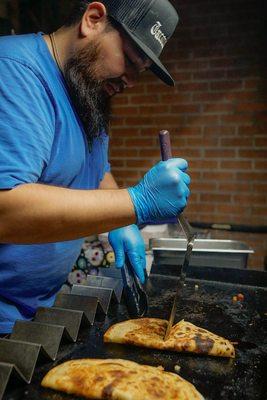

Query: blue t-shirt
[0,33,110,333]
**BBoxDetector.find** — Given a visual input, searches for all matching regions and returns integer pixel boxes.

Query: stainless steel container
[150,238,254,269]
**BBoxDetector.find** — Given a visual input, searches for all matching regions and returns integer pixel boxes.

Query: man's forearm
[0,183,135,244]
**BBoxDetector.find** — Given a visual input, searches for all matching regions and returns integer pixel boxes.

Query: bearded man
[0,0,190,335]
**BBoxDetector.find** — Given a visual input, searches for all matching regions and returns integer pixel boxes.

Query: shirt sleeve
[0,58,55,189]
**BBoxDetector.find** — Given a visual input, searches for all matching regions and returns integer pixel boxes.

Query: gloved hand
[128,159,190,226]
[108,224,146,283]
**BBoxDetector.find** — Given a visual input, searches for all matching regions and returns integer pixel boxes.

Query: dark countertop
[5,274,267,400]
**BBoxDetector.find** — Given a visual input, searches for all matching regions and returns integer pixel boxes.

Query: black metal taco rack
[0,271,123,400]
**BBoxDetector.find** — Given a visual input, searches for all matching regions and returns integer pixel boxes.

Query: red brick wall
[109,0,267,270]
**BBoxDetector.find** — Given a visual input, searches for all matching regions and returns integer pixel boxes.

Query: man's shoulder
[0,33,46,72]
[0,33,37,57]
[0,33,57,98]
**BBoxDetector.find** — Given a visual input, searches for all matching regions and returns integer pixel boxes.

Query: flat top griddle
[4,273,267,400]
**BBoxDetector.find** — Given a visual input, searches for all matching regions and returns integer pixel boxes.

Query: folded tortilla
[41,358,204,400]
[104,318,235,358]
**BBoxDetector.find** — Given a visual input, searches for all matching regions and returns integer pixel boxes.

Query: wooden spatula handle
[159,130,172,161]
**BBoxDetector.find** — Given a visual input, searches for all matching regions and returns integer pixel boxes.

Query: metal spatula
[159,130,196,340]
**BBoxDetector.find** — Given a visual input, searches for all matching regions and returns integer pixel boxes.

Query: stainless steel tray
[150,238,254,269]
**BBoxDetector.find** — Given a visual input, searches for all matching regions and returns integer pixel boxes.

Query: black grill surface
[4,273,267,400]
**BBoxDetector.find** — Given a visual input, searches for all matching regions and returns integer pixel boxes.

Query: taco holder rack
[0,269,123,399]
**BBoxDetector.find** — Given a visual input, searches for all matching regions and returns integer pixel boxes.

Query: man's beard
[64,42,111,149]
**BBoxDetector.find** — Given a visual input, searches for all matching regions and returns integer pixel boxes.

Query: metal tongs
[159,130,196,341]
[121,255,148,318]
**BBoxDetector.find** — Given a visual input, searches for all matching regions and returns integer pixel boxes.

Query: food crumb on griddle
[174,365,181,373]
[232,293,244,303]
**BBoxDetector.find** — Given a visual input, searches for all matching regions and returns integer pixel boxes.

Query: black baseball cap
[103,0,179,86]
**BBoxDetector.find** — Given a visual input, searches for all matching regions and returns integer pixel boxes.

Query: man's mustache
[105,78,126,96]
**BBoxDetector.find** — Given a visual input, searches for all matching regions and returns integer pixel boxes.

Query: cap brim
[121,23,175,86]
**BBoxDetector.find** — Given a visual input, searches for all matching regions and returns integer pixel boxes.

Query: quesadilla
[41,358,204,399]
[104,318,235,358]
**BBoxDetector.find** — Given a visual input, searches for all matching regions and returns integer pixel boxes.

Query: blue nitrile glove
[128,159,190,226]
[108,224,146,283]
[139,217,177,227]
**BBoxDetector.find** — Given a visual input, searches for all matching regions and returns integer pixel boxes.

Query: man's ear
[80,2,108,37]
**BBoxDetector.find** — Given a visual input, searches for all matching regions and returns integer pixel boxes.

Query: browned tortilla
[104,318,235,358]
[41,358,204,399]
